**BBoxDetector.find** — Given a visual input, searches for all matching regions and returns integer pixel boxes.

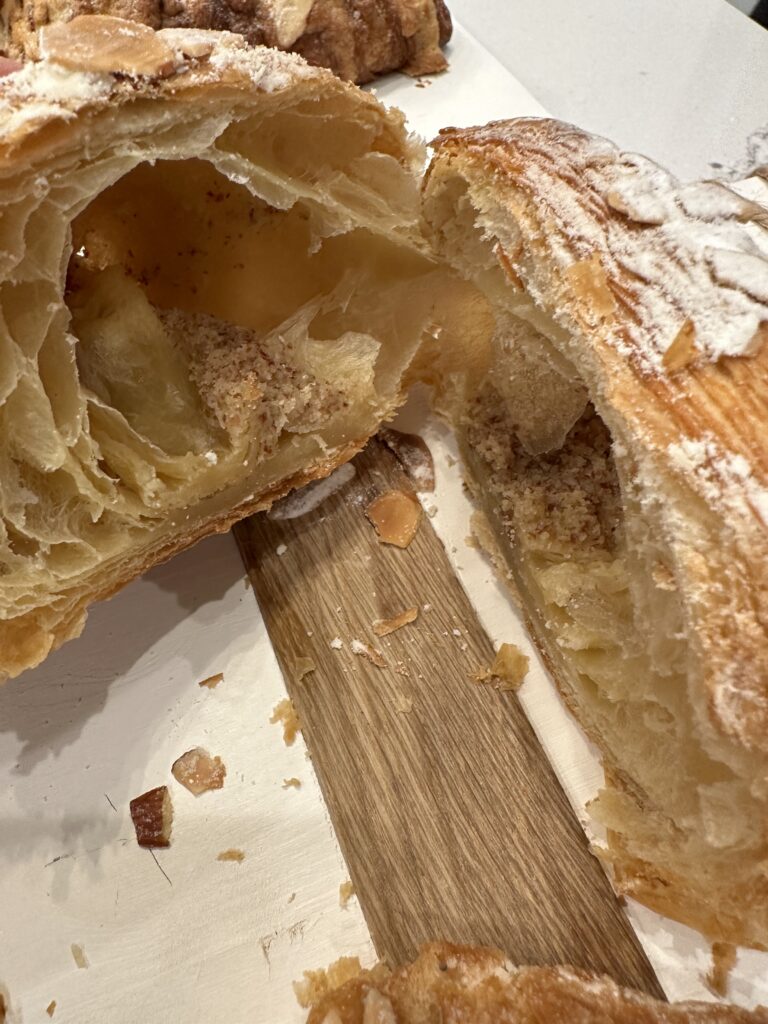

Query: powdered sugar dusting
[667,436,768,528]
[460,121,768,369]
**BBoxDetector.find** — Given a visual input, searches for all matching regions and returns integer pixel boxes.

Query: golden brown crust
[1,0,451,82]
[422,118,768,946]
[304,943,768,1022]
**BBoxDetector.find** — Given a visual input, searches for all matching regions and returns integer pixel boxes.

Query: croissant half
[422,118,768,947]
[303,943,768,1023]
[0,17,446,681]
[0,0,452,82]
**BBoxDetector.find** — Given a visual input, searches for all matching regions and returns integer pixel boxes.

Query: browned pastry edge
[304,943,768,1022]
[0,0,451,82]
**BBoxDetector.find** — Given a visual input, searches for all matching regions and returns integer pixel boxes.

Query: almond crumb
[705,941,737,998]
[339,880,355,908]
[373,607,419,637]
[350,638,387,668]
[129,786,173,848]
[283,777,302,789]
[198,672,224,689]
[46,1000,56,1017]
[172,748,226,795]
[474,643,529,692]
[378,428,435,491]
[217,848,246,863]
[365,490,422,548]
[70,944,89,970]
[271,698,300,745]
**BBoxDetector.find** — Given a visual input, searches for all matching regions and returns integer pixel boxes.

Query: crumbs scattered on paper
[217,849,246,863]
[70,944,89,970]
[198,672,224,689]
[271,698,300,745]
[172,748,226,795]
[339,880,355,908]
[350,638,387,668]
[46,1001,57,1017]
[283,777,302,789]
[294,957,365,1009]
[373,607,418,637]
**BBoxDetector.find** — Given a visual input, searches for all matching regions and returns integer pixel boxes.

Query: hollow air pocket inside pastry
[422,118,768,947]
[0,18,447,680]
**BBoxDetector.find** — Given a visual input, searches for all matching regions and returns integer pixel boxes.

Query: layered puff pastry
[303,943,768,1023]
[0,0,452,82]
[0,16,448,681]
[422,118,768,948]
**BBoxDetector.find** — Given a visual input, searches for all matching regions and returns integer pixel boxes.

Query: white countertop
[449,0,768,180]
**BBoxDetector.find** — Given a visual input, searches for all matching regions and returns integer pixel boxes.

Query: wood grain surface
[235,439,663,996]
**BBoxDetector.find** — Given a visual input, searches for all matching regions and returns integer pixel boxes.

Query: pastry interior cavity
[0,96,438,638]
[431,175,768,941]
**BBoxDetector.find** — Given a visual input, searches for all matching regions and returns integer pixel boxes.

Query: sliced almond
[373,607,419,637]
[564,255,616,318]
[70,944,89,970]
[129,785,173,848]
[41,16,176,77]
[171,747,226,796]
[270,697,300,745]
[198,672,224,689]
[46,1001,57,1018]
[365,490,422,548]
[378,428,435,492]
[663,318,698,372]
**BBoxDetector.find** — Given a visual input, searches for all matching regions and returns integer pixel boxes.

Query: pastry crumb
[373,607,419,637]
[350,638,387,668]
[474,643,529,692]
[365,490,422,548]
[172,748,226,795]
[288,892,296,904]
[283,777,302,789]
[294,957,365,1009]
[329,637,344,651]
[294,656,316,681]
[217,848,246,863]
[271,698,300,745]
[198,672,224,689]
[70,944,89,970]
[276,543,288,556]
[705,941,737,998]
[394,694,414,714]
[46,1000,57,1017]
[129,785,173,848]
[339,880,355,908]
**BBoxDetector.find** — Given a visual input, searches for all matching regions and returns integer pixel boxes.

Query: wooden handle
[235,439,662,996]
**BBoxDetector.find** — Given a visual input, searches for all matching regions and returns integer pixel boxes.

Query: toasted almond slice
[365,490,422,548]
[378,428,435,492]
[41,16,177,76]
[46,1000,57,1017]
[70,944,89,970]
[198,672,224,689]
[129,785,173,848]
[172,747,226,795]
[373,607,419,637]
